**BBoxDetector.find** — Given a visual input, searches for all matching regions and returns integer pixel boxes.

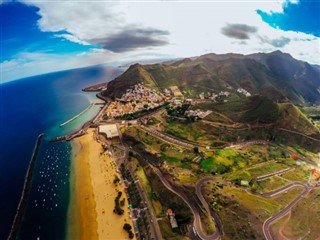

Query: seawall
[7,133,44,240]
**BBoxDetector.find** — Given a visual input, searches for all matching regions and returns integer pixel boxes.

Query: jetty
[59,102,104,128]
[59,103,95,127]
[8,133,44,240]
[49,129,86,143]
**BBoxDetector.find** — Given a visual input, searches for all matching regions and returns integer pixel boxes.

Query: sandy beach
[68,129,135,240]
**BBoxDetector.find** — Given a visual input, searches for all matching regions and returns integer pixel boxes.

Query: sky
[1,0,320,83]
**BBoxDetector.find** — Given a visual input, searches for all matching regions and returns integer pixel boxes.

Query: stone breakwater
[8,133,44,240]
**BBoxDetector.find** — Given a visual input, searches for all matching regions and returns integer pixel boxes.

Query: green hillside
[102,51,320,104]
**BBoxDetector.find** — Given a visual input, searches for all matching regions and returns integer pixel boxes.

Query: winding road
[132,150,221,240]
[262,183,314,240]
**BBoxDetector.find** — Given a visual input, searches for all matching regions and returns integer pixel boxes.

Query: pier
[8,133,44,240]
[49,129,86,143]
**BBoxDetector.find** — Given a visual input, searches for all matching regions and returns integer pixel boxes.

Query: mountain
[102,51,320,105]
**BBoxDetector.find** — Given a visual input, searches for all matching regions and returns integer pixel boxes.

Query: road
[149,164,221,240]
[253,182,307,198]
[279,128,320,143]
[116,131,162,240]
[132,150,221,240]
[262,183,313,240]
[195,177,224,239]
[256,167,294,181]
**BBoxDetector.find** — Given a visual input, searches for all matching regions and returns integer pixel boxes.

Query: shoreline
[67,129,135,240]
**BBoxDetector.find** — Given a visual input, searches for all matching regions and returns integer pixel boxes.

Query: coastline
[67,129,135,240]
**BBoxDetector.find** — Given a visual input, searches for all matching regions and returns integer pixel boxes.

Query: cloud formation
[92,28,169,52]
[2,1,319,82]
[221,23,257,40]
[259,36,291,48]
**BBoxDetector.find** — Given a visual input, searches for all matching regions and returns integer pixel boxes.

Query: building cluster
[120,83,165,103]
[185,109,212,119]
[169,86,183,97]
[199,90,231,100]
[237,88,251,97]
[105,84,165,118]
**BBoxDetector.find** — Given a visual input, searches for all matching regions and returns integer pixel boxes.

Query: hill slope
[102,51,320,104]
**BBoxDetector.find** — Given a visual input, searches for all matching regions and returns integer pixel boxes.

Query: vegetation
[123,223,134,239]
[113,175,120,184]
[113,191,124,215]
[255,176,289,193]
[271,189,320,240]
[102,51,320,105]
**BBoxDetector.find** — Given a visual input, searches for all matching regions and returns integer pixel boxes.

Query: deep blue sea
[0,65,123,240]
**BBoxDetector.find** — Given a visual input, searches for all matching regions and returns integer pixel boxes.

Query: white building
[99,124,119,138]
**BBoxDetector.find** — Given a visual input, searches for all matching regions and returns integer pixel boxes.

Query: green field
[165,121,207,142]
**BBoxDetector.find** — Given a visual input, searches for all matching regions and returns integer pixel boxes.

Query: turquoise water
[0,65,123,239]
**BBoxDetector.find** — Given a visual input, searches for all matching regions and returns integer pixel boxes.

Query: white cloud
[0,49,120,83]
[54,33,90,45]
[4,0,319,82]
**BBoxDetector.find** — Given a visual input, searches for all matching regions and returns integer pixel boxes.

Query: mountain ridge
[102,51,320,105]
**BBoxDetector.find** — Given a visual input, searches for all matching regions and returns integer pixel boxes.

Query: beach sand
[68,129,135,240]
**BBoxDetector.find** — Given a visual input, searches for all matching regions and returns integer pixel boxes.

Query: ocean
[0,65,123,240]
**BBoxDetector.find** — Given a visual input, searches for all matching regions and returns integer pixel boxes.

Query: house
[167,209,178,229]
[98,124,119,138]
[240,180,249,187]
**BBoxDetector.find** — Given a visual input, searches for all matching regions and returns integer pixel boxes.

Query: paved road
[149,165,221,240]
[117,137,162,240]
[195,177,224,239]
[256,167,293,181]
[253,182,307,198]
[132,150,221,240]
[262,184,313,240]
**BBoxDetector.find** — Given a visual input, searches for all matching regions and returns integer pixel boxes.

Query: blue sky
[2,3,92,60]
[257,0,320,37]
[1,0,320,82]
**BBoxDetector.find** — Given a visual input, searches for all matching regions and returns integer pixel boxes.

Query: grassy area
[161,145,197,167]
[125,126,163,153]
[255,176,290,193]
[165,121,207,142]
[202,180,306,240]
[202,183,280,240]
[203,111,233,124]
[281,167,310,182]
[248,162,288,177]
[286,145,319,162]
[271,188,320,240]
[158,220,189,240]
[278,103,318,135]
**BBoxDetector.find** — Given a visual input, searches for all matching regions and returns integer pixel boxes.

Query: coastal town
[49,80,320,240]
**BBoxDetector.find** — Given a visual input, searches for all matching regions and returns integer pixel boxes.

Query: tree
[123,223,132,231]
[113,175,120,184]
[120,198,125,207]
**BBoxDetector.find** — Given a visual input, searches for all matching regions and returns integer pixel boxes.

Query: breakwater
[8,133,44,240]
[60,103,95,127]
